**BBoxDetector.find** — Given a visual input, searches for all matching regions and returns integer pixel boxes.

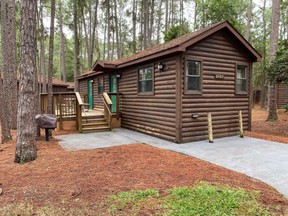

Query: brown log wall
[79,76,109,108]
[79,78,88,98]
[119,57,177,142]
[277,83,288,108]
[93,75,109,108]
[181,32,251,142]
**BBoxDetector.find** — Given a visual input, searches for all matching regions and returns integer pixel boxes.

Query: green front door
[110,75,118,113]
[88,80,93,109]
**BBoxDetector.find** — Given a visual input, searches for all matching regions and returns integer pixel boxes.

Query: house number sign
[215,74,224,79]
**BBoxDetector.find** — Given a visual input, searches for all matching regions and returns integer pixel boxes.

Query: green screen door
[110,75,117,113]
[88,80,93,109]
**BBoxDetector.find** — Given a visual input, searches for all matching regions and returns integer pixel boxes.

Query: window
[138,66,153,93]
[236,65,247,93]
[185,60,201,92]
[98,77,104,94]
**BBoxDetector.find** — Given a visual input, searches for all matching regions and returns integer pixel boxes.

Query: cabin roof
[38,77,70,87]
[78,20,261,80]
[0,74,72,88]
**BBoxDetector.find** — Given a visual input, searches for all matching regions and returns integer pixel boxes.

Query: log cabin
[277,82,288,108]
[77,21,261,143]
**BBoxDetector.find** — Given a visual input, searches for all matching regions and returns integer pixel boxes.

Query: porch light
[116,74,121,78]
[157,62,164,71]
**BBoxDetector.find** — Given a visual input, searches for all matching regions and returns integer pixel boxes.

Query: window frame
[184,57,203,95]
[98,76,104,94]
[137,65,154,95]
[235,63,249,95]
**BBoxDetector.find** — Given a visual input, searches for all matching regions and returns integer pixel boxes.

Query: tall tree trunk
[245,0,252,42]
[58,0,66,82]
[143,0,148,49]
[267,0,281,121]
[132,0,137,53]
[89,0,98,68]
[165,0,168,31]
[39,0,46,93]
[107,0,111,60]
[15,0,37,163]
[7,0,17,129]
[47,0,56,114]
[156,0,163,45]
[80,1,90,68]
[180,0,184,25]
[113,0,121,58]
[73,0,80,91]
[260,0,267,108]
[147,0,154,48]
[194,2,198,30]
[0,0,12,143]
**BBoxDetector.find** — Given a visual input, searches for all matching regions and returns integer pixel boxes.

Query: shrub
[284,103,288,112]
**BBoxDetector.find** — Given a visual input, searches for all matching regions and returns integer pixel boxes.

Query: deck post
[207,112,213,143]
[59,94,63,130]
[239,110,244,138]
[116,92,119,119]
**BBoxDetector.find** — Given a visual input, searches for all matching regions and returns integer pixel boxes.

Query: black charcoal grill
[35,114,57,141]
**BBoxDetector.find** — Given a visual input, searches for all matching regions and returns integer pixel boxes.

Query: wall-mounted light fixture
[191,113,199,119]
[157,62,164,72]
[116,74,121,78]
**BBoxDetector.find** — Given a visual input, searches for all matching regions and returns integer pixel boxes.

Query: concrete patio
[56,128,288,198]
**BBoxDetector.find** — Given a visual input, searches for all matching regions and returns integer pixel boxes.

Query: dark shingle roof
[79,21,261,79]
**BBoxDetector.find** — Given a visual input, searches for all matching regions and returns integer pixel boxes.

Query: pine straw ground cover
[245,106,288,144]
[0,131,287,215]
[0,107,287,215]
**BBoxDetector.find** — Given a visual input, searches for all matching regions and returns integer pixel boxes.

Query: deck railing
[40,92,84,131]
[75,92,84,132]
[102,92,112,129]
[107,92,122,119]
[40,92,122,132]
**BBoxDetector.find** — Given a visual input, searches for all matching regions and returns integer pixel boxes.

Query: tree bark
[245,0,252,42]
[73,0,80,91]
[58,0,67,82]
[39,0,46,93]
[147,0,154,48]
[7,0,17,130]
[113,0,121,58]
[156,0,163,45]
[165,0,168,31]
[132,0,137,53]
[260,0,267,108]
[267,0,281,121]
[0,0,12,143]
[47,0,56,114]
[15,0,37,163]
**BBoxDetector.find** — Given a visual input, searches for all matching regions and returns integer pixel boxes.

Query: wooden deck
[82,108,104,117]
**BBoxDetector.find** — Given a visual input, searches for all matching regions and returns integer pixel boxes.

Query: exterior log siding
[79,76,109,108]
[77,22,260,143]
[277,83,288,108]
[79,77,88,101]
[119,57,177,142]
[180,32,250,142]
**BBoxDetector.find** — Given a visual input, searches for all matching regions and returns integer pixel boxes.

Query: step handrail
[75,92,83,132]
[102,92,112,129]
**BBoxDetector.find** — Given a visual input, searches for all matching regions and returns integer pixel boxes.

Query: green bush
[284,103,288,112]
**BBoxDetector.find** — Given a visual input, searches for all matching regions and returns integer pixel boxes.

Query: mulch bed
[0,108,288,214]
[0,136,287,214]
[246,106,288,144]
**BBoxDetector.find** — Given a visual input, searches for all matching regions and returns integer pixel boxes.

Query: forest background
[1,0,287,103]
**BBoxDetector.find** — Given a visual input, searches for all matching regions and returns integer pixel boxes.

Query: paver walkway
[56,128,288,198]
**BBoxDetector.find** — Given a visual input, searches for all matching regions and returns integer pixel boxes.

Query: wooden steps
[81,113,110,133]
